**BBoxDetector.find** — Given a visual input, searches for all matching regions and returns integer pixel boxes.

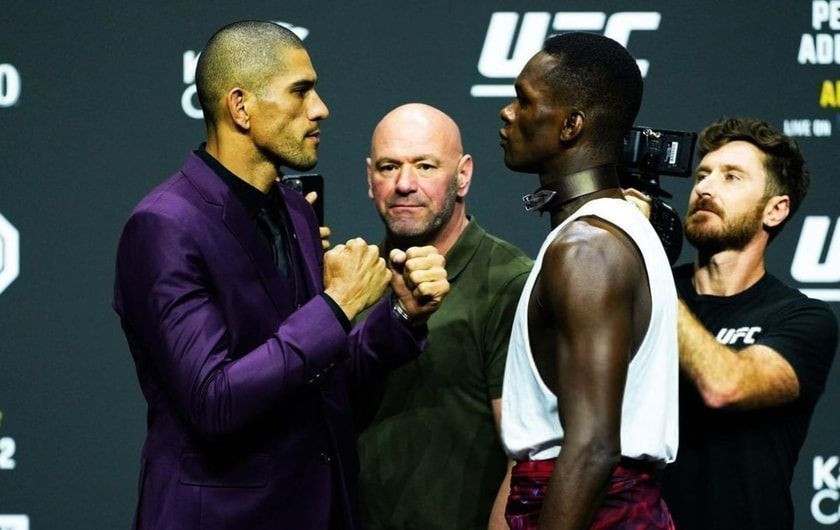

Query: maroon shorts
[504,458,675,530]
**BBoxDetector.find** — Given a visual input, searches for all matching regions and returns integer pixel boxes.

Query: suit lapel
[181,152,322,310]
[221,192,291,315]
[278,184,322,294]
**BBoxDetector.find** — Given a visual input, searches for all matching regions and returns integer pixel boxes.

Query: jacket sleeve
[114,209,351,440]
[344,296,428,387]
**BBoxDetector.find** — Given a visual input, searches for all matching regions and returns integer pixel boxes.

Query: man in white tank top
[493,33,679,530]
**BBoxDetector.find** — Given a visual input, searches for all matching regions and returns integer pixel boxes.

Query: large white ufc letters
[471,11,661,97]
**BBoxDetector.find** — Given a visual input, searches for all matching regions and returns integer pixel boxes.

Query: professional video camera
[618,127,697,265]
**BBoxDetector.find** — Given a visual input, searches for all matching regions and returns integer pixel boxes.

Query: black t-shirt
[663,264,838,530]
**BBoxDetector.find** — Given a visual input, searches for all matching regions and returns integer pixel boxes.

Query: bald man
[354,104,532,530]
[113,23,448,530]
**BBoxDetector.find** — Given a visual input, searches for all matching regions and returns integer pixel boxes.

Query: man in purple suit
[113,21,449,530]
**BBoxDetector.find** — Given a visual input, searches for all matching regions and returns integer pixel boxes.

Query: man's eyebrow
[695,162,748,172]
[290,78,316,90]
[718,163,748,173]
[374,155,442,165]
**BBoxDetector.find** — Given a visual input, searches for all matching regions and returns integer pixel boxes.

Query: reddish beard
[685,199,766,253]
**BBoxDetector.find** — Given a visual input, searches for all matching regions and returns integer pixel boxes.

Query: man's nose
[395,165,418,194]
[694,173,716,197]
[500,102,513,123]
[308,90,329,121]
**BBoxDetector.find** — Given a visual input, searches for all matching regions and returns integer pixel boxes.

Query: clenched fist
[324,238,390,320]
[389,246,450,325]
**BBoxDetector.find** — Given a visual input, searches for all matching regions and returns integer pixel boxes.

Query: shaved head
[196,20,304,124]
[371,103,464,159]
[541,33,642,155]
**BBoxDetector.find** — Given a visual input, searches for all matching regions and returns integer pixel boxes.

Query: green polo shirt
[356,218,532,530]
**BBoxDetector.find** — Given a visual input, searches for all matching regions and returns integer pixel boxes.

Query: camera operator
[628,117,838,529]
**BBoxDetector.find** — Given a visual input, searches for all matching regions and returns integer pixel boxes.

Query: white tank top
[501,197,678,463]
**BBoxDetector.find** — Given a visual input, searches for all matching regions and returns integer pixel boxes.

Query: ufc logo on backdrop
[0,212,20,295]
[181,22,310,119]
[812,455,840,525]
[791,216,840,301]
[0,63,21,107]
[0,515,29,530]
[471,11,661,97]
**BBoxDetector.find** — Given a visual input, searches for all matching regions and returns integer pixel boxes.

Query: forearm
[677,300,799,408]
[488,460,514,530]
[678,299,746,404]
[538,443,619,530]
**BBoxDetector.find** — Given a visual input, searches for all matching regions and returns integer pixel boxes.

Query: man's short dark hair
[541,32,643,157]
[196,21,303,124]
[698,117,809,235]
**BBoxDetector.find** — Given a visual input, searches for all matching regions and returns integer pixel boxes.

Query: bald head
[196,20,304,125]
[367,103,473,252]
[370,103,464,160]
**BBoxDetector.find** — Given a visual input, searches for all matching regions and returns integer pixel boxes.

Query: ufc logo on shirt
[716,327,763,345]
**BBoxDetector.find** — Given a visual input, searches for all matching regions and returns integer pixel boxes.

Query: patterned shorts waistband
[511,457,660,481]
[505,457,674,530]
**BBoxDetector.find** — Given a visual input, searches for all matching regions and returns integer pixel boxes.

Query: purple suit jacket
[113,153,424,530]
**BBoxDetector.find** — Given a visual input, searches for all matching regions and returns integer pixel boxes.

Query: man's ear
[226,87,250,130]
[559,110,584,142]
[455,154,474,199]
[366,157,374,199]
[763,195,790,229]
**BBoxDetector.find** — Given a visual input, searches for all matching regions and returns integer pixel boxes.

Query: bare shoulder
[545,218,642,272]
[540,217,644,304]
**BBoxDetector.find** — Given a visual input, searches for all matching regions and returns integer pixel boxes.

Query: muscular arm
[678,299,800,408]
[537,221,642,530]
